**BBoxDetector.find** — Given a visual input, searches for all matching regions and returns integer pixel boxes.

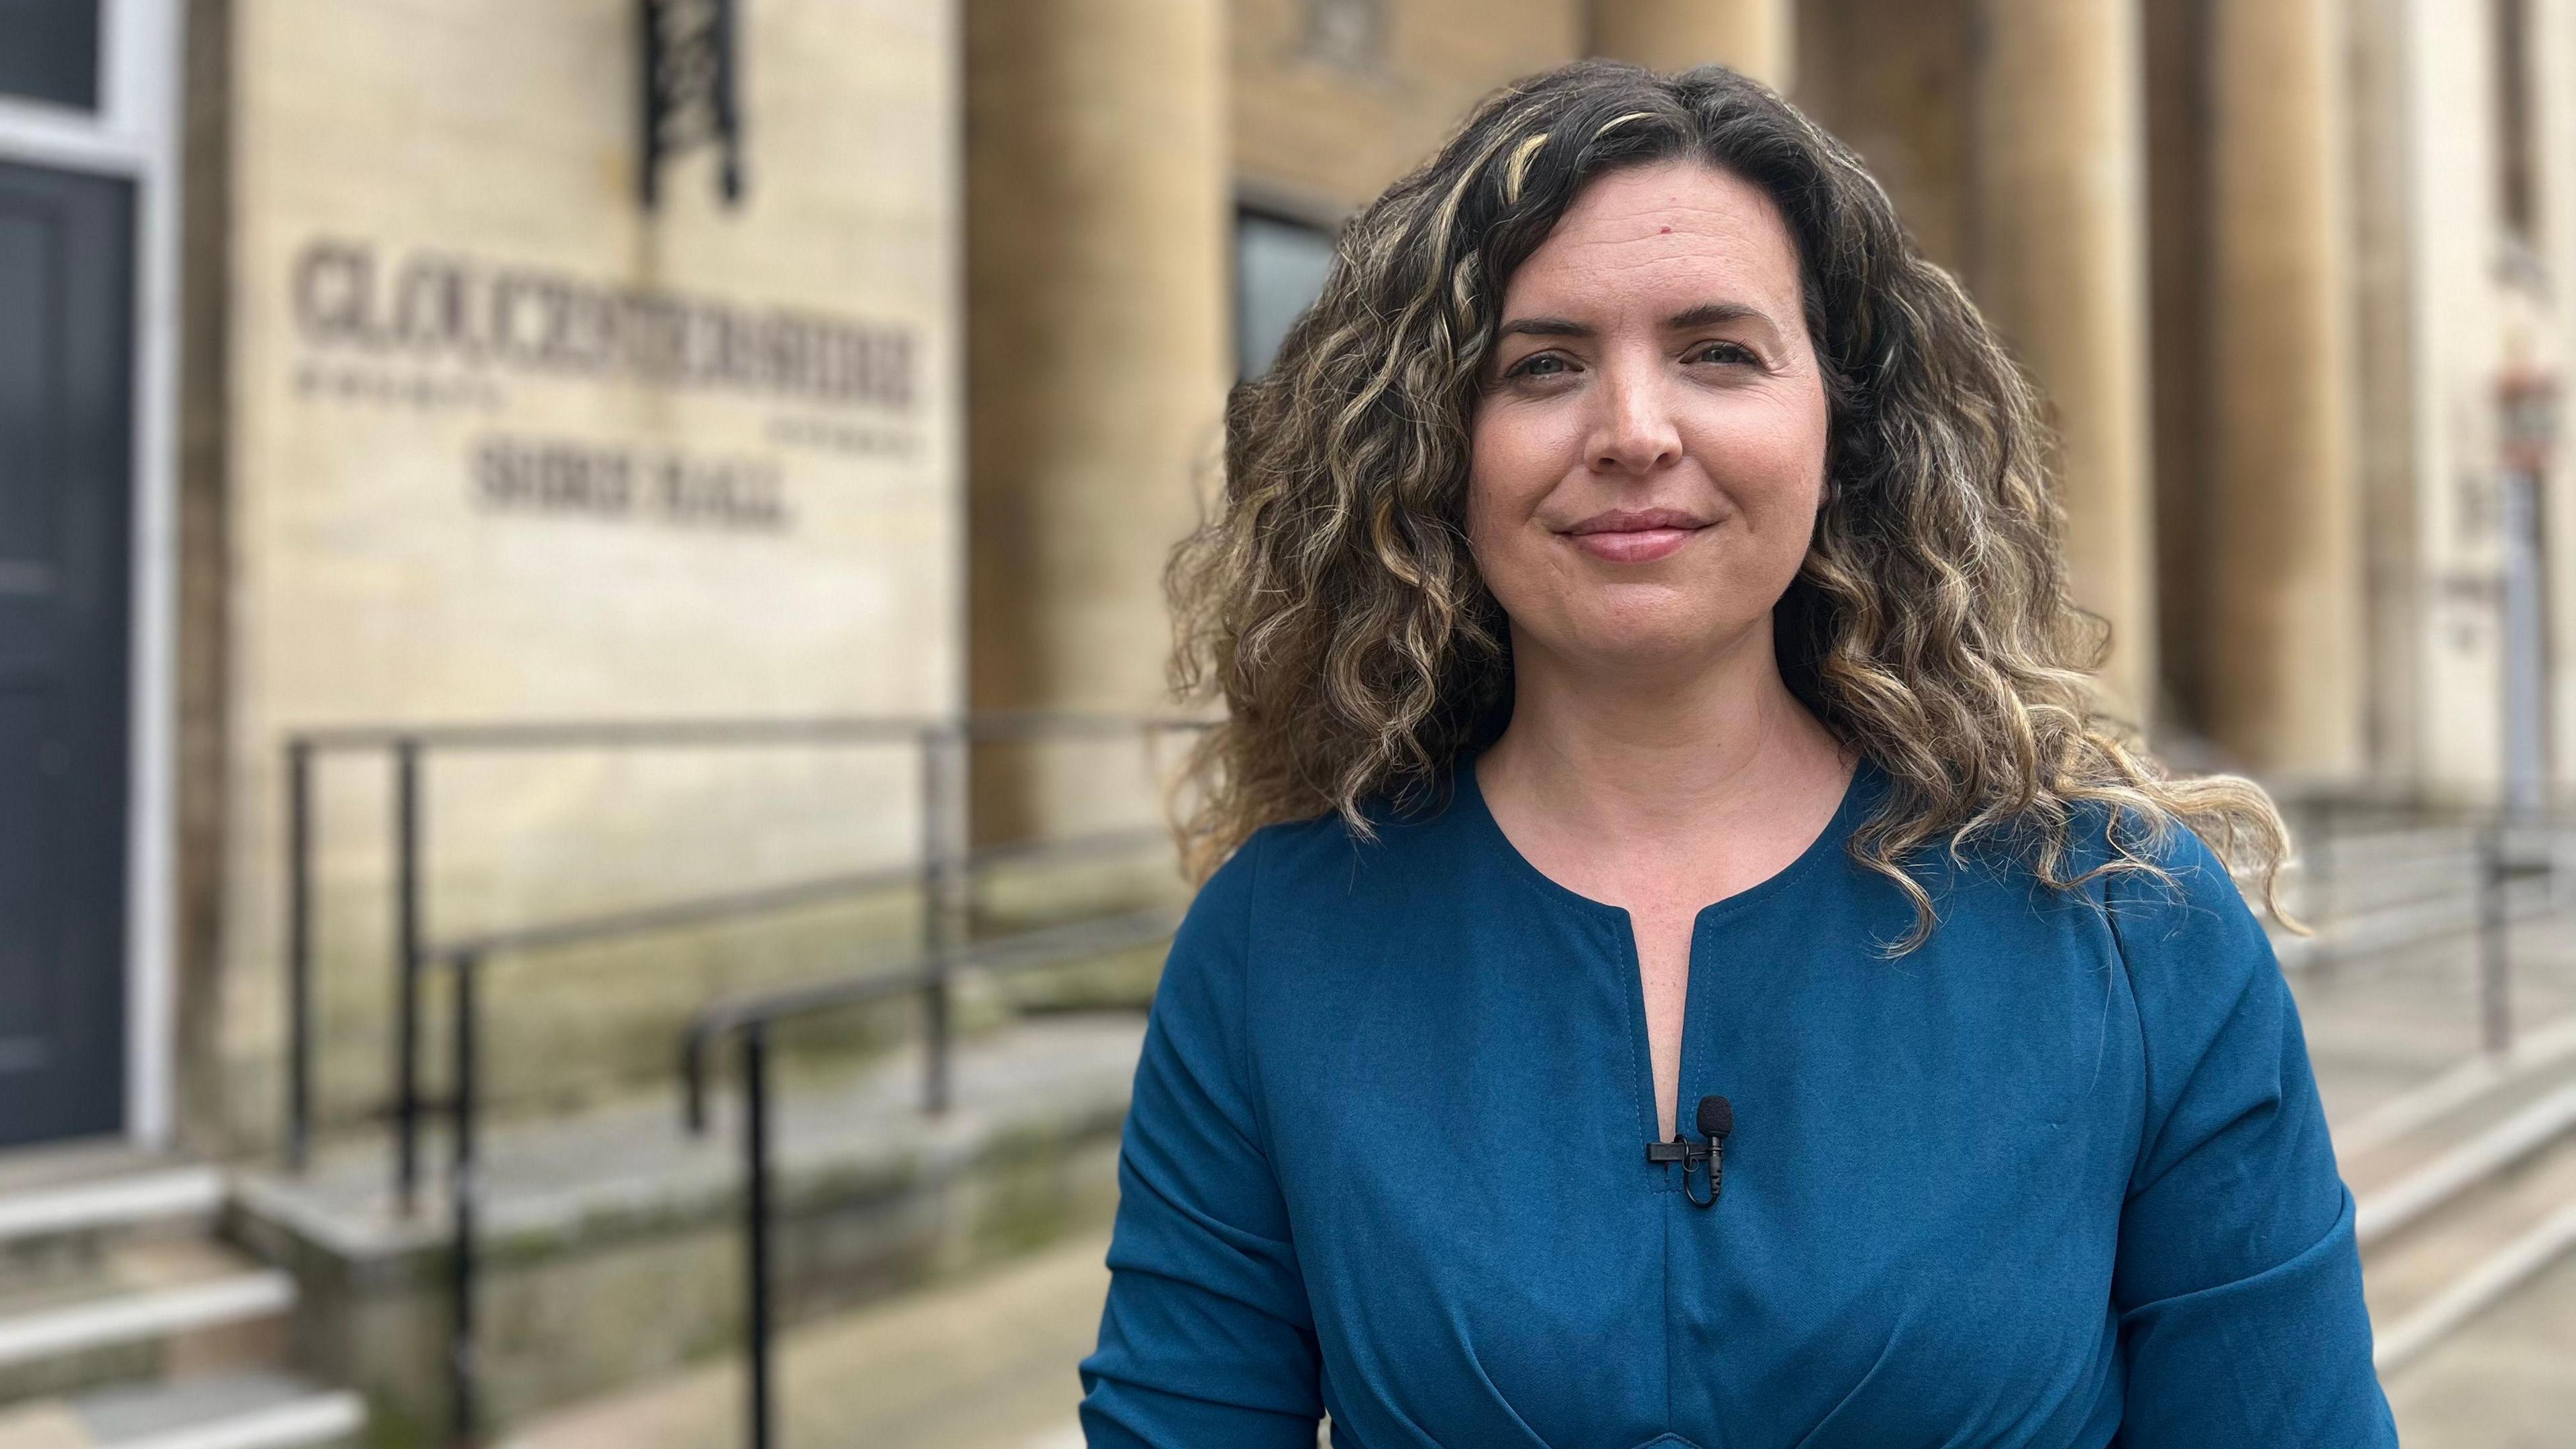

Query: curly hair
[1165,58,2295,951]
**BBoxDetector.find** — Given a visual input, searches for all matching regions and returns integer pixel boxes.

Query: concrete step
[2339,1010,2576,1181]
[0,1163,224,1305]
[2353,1077,2576,1256]
[58,1371,364,1449]
[2337,1019,2576,1199]
[2374,1197,2576,1380]
[2378,1236,2576,1444]
[2361,1122,2576,1319]
[0,1236,298,1408]
[2342,1022,2576,1378]
[0,1154,371,1443]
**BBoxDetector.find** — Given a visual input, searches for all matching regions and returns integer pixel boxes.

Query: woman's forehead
[1501,161,1803,319]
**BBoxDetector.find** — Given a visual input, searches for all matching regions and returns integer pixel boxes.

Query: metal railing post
[919,724,966,1114]
[2306,794,2336,957]
[2477,814,2514,1057]
[286,740,314,1170]
[744,1024,775,1449]
[396,738,425,1214]
[449,952,481,1447]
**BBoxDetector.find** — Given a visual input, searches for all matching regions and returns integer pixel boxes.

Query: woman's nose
[1589,367,1682,476]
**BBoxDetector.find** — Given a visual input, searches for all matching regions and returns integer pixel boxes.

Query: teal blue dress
[1078,749,2396,1447]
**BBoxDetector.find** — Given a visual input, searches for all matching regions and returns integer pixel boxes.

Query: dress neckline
[1450,743,1883,928]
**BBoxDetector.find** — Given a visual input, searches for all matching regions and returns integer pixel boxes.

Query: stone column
[1591,0,1795,90]
[2203,0,2362,775]
[1968,0,2158,719]
[964,0,1229,839]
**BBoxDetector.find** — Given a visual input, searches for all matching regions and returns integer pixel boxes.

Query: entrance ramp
[230,1013,1144,1436]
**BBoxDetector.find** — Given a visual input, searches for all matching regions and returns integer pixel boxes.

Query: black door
[0,160,133,1148]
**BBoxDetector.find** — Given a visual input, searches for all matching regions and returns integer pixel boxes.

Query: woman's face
[1466,159,1830,678]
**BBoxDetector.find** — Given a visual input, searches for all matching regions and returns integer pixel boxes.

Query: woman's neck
[1476,619,1852,849]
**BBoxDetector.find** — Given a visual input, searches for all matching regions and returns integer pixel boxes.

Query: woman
[1080,60,2395,1448]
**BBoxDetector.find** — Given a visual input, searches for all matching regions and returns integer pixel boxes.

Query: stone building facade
[0,0,2571,1270]
[3,0,2575,1440]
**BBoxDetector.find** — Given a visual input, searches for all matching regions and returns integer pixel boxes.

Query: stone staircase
[2342,1017,2576,1375]
[0,1150,362,1449]
[2281,815,2576,1408]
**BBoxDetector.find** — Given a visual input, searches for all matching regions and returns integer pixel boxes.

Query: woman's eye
[1688,341,1759,366]
[1505,352,1573,380]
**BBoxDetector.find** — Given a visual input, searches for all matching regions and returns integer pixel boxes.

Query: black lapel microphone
[1644,1094,1735,1209]
[1693,1095,1734,1207]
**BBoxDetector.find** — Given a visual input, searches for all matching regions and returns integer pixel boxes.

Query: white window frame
[0,0,184,1148]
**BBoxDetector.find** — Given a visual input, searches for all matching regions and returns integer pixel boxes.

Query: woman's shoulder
[1936,788,2250,914]
[1230,771,1468,886]
[2026,798,2286,1039]
[1915,790,2275,998]
[2063,800,2261,945]
[1153,791,1456,1030]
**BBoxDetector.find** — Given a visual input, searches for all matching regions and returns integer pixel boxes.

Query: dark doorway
[0,0,103,112]
[0,159,133,1148]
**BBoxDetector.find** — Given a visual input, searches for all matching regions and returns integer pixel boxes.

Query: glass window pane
[0,0,101,111]
[1236,211,1338,380]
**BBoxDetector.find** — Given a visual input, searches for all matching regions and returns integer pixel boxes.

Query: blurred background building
[1,1,2572,1446]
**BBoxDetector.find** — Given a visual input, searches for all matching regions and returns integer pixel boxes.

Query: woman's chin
[1550,612,1765,676]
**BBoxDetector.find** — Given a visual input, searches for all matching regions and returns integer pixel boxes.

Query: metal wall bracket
[641,0,743,209]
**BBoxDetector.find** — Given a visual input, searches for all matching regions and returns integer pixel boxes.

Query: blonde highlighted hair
[1165,60,2294,951]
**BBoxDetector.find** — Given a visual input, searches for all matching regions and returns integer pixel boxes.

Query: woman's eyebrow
[1666,301,1770,330]
[1495,315,1591,340]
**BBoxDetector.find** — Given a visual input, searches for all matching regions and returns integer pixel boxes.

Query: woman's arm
[1078,829,1326,1446]
[2106,824,2397,1446]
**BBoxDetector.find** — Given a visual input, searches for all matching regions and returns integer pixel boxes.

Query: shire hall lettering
[472,435,790,532]
[292,237,916,413]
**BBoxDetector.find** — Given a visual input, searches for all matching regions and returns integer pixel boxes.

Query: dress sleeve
[1078,828,1326,1446]
[2104,821,2397,1446]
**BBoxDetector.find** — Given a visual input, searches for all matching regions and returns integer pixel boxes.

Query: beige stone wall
[2398,0,2510,795]
[1591,0,1795,89]
[965,0,1230,850]
[2200,0,2361,778]
[1232,0,1585,214]
[1962,0,2159,721]
[214,0,962,1146]
[2349,0,2422,784]
[2530,0,2576,794]
[2363,0,2576,803]
[2141,0,2211,737]
[1793,0,1973,275]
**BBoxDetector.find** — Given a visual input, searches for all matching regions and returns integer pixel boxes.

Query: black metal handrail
[669,904,1181,1449]
[280,712,1203,1189]
[418,908,1181,1445]
[439,826,1170,966]
[2290,804,2569,1005]
[288,712,1202,1447]
[677,904,1183,1132]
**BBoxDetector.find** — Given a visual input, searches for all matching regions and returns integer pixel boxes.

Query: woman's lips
[1566,524,1705,564]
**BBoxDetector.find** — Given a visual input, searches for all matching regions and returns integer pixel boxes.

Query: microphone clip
[1644,1093,1732,1208]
